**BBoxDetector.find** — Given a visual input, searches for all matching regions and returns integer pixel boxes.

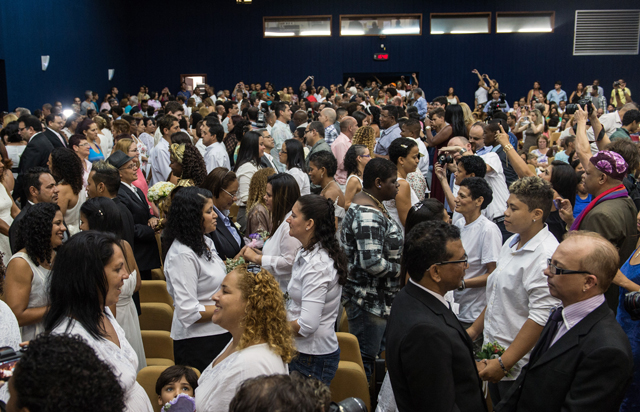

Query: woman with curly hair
[352,125,376,159]
[245,167,276,235]
[4,203,65,341]
[195,265,294,412]
[343,144,371,209]
[44,231,153,411]
[162,187,231,373]
[243,173,301,292]
[49,147,86,235]
[284,194,348,384]
[168,142,207,187]
[202,168,245,261]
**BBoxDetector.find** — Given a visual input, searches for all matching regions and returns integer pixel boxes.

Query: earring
[306,227,309,231]
[378,185,381,188]
[533,219,536,222]
[321,172,324,179]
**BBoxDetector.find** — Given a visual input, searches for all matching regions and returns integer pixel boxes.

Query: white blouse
[261,212,302,292]
[287,244,341,355]
[195,342,288,412]
[235,162,260,206]
[286,167,311,195]
[164,236,228,340]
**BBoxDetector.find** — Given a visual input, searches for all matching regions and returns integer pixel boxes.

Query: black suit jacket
[9,202,31,254]
[386,281,487,412]
[14,133,55,205]
[116,184,160,272]
[206,208,244,261]
[111,197,135,252]
[43,128,67,148]
[260,155,277,170]
[495,302,633,412]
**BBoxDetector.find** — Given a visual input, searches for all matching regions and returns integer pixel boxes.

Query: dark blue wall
[2,0,640,111]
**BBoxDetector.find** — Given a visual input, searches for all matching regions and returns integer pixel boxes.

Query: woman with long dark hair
[285,194,348,385]
[80,197,146,371]
[384,138,420,228]
[344,144,371,209]
[49,147,86,235]
[162,187,231,372]
[307,151,345,225]
[444,104,468,138]
[44,231,153,411]
[539,160,578,242]
[279,138,310,195]
[242,173,301,291]
[341,158,404,381]
[5,203,65,341]
[234,131,265,232]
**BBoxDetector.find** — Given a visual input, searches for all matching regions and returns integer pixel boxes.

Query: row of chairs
[137,280,371,410]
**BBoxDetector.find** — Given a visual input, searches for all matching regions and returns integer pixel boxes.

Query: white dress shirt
[100,129,114,156]
[164,237,228,340]
[286,167,311,195]
[261,212,302,291]
[479,152,509,220]
[484,226,560,380]
[235,161,259,206]
[149,139,171,186]
[287,244,341,355]
[204,142,231,173]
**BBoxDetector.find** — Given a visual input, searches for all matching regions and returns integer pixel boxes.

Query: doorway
[180,74,207,98]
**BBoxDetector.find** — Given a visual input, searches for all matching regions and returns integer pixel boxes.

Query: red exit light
[374,53,389,61]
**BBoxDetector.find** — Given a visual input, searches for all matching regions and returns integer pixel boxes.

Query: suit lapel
[528,302,611,370]
[215,209,239,247]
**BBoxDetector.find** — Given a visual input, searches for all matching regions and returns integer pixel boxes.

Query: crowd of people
[0,72,639,412]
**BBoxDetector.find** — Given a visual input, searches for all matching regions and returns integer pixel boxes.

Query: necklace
[321,179,336,194]
[361,190,391,219]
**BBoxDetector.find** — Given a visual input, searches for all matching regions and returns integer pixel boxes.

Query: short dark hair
[158,114,178,135]
[362,157,397,190]
[165,101,184,115]
[111,106,124,117]
[433,96,448,107]
[11,334,125,412]
[18,115,43,132]
[274,102,290,119]
[403,221,460,282]
[405,198,446,235]
[24,167,51,197]
[429,107,445,119]
[508,176,554,221]
[68,133,87,149]
[389,137,418,165]
[308,150,337,177]
[90,160,121,195]
[457,156,486,178]
[155,365,199,395]
[459,177,493,210]
[45,113,62,127]
[622,109,640,127]
[381,105,399,121]
[204,118,224,142]
[307,121,324,138]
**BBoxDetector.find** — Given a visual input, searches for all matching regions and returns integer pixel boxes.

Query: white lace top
[9,252,51,341]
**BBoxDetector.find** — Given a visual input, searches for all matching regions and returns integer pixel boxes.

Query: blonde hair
[2,113,18,128]
[247,168,276,211]
[93,115,106,130]
[235,265,296,363]
[459,102,474,129]
[113,138,135,157]
[531,109,543,126]
[352,126,376,158]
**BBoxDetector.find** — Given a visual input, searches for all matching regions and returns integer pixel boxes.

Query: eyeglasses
[434,254,468,266]
[279,150,287,154]
[78,143,90,147]
[120,163,138,170]
[359,154,371,158]
[547,259,592,276]
[222,188,237,198]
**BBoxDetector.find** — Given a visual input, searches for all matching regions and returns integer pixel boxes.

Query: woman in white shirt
[383,138,420,228]
[233,131,265,233]
[44,231,153,412]
[285,194,348,385]
[163,187,231,373]
[343,144,371,209]
[196,265,295,412]
[243,173,301,292]
[279,139,310,195]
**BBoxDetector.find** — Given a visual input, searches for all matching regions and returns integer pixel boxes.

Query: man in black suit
[495,231,633,412]
[108,151,161,280]
[386,220,487,412]
[14,115,55,205]
[86,160,135,250]
[42,113,68,148]
[9,167,59,253]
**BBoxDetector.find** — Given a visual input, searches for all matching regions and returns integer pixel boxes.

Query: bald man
[292,109,309,132]
[332,116,357,187]
[319,107,339,146]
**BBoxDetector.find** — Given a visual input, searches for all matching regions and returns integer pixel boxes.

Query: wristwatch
[425,126,431,130]
[459,148,467,154]
[457,280,466,291]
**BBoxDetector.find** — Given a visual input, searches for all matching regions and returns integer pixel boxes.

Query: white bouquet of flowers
[148,182,176,202]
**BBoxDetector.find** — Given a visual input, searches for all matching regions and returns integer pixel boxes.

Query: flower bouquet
[243,230,270,249]
[476,341,506,361]
[148,181,176,202]
[225,256,246,274]
[162,393,196,411]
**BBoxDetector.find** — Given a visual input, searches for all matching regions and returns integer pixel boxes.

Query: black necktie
[538,307,564,354]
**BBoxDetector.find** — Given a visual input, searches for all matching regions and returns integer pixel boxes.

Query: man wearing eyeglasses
[386,220,488,412]
[495,231,633,412]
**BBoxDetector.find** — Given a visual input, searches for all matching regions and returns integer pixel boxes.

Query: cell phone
[0,346,24,381]
[553,199,562,210]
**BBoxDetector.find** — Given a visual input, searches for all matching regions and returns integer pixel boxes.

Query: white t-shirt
[479,152,509,220]
[475,87,489,105]
[204,142,231,173]
[287,167,311,195]
[453,216,502,323]
[262,212,303,292]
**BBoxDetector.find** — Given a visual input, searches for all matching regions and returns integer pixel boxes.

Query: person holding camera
[612,79,632,109]
[483,89,510,114]
[513,108,544,153]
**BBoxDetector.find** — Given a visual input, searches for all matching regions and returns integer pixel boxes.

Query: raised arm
[496,125,534,177]
[434,163,457,210]
[411,73,419,87]
[588,103,610,150]
[574,105,595,170]
[299,76,310,91]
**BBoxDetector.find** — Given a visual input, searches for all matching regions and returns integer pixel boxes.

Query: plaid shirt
[324,124,339,146]
[340,204,404,318]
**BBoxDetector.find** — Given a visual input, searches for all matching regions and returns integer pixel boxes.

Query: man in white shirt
[270,102,293,172]
[400,119,430,182]
[221,101,239,134]
[150,114,179,185]
[201,118,230,173]
[153,101,184,146]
